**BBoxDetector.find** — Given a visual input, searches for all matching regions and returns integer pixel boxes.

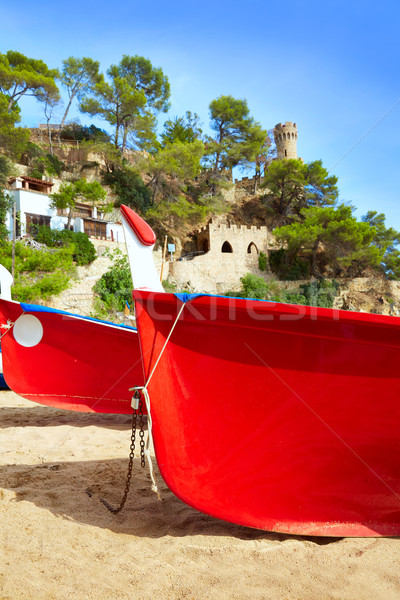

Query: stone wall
[169,218,270,293]
[169,251,263,294]
[234,175,265,192]
[198,221,268,255]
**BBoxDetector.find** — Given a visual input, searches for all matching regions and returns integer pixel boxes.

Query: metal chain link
[100,391,145,515]
[138,398,146,468]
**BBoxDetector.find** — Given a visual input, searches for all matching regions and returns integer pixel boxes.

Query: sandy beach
[0,389,399,600]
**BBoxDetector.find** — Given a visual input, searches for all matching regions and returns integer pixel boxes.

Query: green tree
[60,122,111,143]
[252,133,272,191]
[304,160,339,207]
[362,210,400,280]
[161,111,202,146]
[362,211,400,253]
[103,165,151,213]
[0,94,30,158]
[42,89,62,155]
[146,194,222,233]
[145,139,204,202]
[19,141,64,179]
[0,50,59,113]
[59,57,103,129]
[0,154,10,187]
[273,205,381,278]
[0,156,12,241]
[80,55,170,152]
[125,110,159,152]
[262,159,338,223]
[50,178,107,228]
[206,95,267,173]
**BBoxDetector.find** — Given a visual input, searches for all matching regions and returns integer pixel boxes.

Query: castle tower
[274,122,298,160]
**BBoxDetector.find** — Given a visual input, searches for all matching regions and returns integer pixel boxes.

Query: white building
[6,176,123,242]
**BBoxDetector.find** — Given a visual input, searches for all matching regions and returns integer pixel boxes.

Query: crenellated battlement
[234,175,266,189]
[199,220,263,234]
[274,121,297,132]
[213,222,263,232]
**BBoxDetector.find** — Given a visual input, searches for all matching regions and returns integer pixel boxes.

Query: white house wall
[6,188,119,241]
[107,223,124,243]
[51,215,74,231]
[8,189,55,237]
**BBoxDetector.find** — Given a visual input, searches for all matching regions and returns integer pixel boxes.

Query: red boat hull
[134,291,400,536]
[0,300,143,414]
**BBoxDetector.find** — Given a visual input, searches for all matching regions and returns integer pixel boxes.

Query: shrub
[299,279,339,308]
[20,142,65,178]
[103,166,151,213]
[236,274,339,308]
[92,250,133,317]
[258,251,267,271]
[35,226,96,265]
[0,241,75,303]
[60,123,111,143]
[162,280,177,293]
[269,248,309,280]
[239,273,268,299]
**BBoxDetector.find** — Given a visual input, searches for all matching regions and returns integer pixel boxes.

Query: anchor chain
[138,397,146,468]
[100,390,146,514]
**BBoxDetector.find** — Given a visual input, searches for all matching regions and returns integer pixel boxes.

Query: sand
[0,390,399,600]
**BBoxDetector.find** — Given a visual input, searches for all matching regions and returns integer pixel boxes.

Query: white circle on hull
[13,314,43,347]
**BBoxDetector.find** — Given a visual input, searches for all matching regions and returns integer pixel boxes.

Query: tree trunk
[254,164,260,194]
[122,128,128,153]
[60,95,75,131]
[310,240,320,278]
[151,174,159,204]
[114,122,121,148]
[213,151,220,174]
[47,122,53,156]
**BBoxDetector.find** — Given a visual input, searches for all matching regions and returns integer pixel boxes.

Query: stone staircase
[49,253,115,316]
[47,240,168,317]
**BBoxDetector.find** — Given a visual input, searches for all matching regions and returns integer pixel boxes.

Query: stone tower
[274,122,298,160]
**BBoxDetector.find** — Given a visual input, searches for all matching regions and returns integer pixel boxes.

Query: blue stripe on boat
[20,303,136,331]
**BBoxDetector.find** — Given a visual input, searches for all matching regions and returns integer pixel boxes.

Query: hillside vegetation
[1,49,400,311]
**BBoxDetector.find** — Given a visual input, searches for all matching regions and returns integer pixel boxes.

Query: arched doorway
[202,239,209,253]
[221,241,233,253]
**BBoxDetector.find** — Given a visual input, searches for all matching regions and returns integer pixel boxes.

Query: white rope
[130,301,186,500]
[145,302,186,388]
[140,387,161,500]
[0,320,15,340]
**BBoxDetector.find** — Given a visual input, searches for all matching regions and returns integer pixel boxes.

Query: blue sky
[2,0,400,226]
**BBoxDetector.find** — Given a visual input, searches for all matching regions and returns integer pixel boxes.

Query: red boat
[121,205,400,537]
[0,299,143,414]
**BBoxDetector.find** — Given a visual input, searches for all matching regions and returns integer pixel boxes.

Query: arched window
[221,241,233,253]
[285,149,287,157]
[247,242,258,254]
